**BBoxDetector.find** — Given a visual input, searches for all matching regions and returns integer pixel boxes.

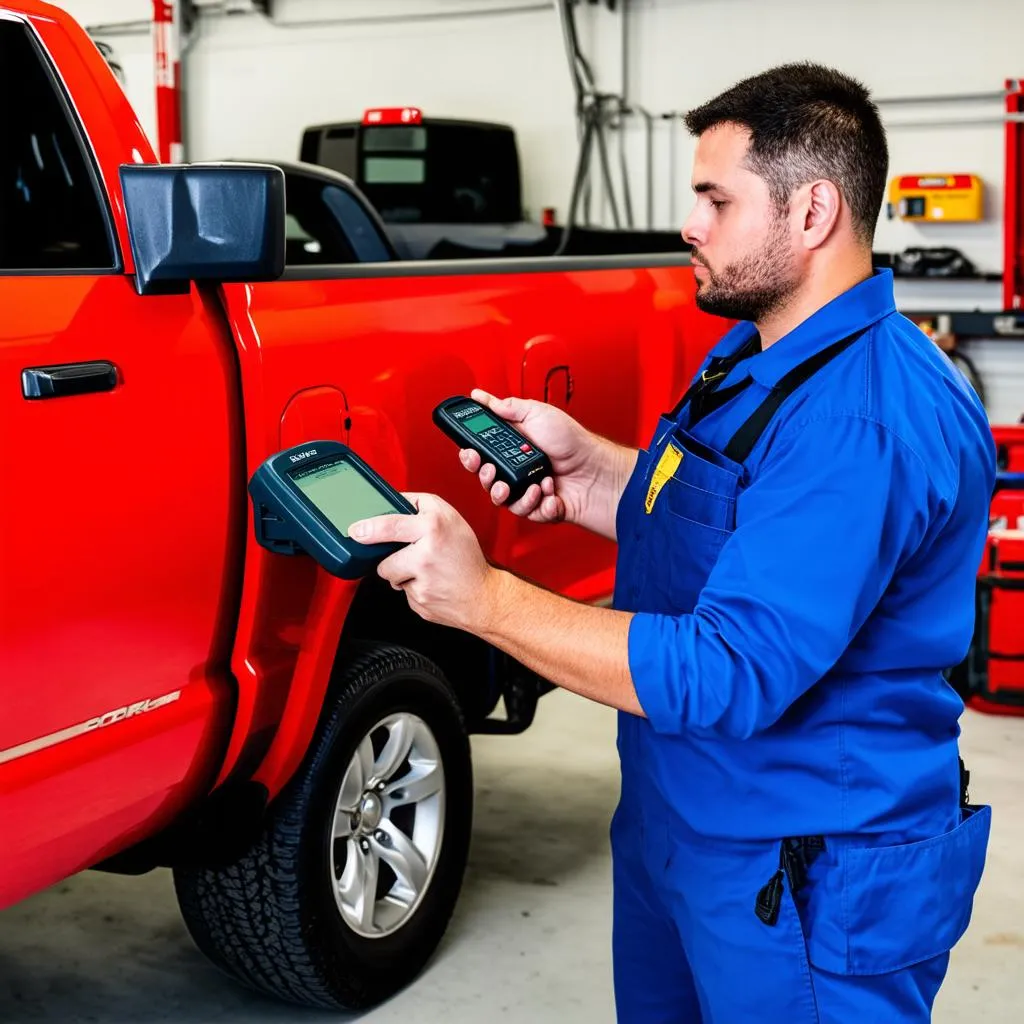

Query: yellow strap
[645,443,683,514]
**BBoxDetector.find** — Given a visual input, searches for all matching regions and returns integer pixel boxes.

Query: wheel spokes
[337,839,381,934]
[329,710,447,940]
[374,820,428,904]
[373,716,415,785]
[387,760,443,807]
[337,735,375,813]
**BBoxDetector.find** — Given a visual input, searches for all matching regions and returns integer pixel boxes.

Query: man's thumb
[471,388,528,425]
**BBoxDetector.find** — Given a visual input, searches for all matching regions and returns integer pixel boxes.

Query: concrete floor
[1,691,1022,1022]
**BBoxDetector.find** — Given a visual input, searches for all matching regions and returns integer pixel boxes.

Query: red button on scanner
[520,444,532,453]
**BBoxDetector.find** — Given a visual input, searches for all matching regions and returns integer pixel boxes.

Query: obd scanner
[249,440,415,579]
[433,395,552,503]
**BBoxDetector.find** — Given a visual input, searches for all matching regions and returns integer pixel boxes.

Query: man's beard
[692,217,799,322]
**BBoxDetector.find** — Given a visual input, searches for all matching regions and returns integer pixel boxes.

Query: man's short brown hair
[685,62,889,243]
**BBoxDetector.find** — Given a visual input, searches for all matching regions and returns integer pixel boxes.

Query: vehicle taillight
[362,107,423,126]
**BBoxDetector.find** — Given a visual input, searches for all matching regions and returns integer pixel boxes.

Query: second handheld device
[433,395,552,503]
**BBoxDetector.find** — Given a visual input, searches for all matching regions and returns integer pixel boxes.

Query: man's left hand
[349,493,497,633]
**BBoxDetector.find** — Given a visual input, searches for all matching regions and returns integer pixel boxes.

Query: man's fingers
[542,494,564,519]
[508,484,542,517]
[527,494,565,523]
[478,461,496,491]
[377,548,416,588]
[470,388,530,425]
[469,387,496,406]
[489,480,511,506]
[460,448,481,473]
[350,492,449,545]
[349,509,421,545]
[401,492,435,510]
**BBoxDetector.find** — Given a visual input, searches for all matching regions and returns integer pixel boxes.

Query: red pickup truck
[0,1,726,1011]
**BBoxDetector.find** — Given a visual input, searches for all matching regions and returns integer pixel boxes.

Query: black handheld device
[248,440,415,579]
[432,395,552,503]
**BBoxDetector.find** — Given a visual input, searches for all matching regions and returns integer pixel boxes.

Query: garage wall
[58,0,587,221]
[57,0,1024,422]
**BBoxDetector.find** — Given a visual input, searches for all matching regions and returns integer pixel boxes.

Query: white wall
[55,0,1024,420]
[58,0,1018,256]
[58,0,586,221]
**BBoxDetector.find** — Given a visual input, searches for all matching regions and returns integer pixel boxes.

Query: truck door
[507,270,645,600]
[0,15,238,907]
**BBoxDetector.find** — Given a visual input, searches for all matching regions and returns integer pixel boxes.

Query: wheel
[173,643,473,1011]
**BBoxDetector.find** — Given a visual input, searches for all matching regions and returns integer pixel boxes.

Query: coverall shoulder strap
[723,327,869,465]
[669,333,762,419]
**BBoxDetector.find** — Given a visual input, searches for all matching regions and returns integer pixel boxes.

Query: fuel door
[280,385,351,449]
[522,334,573,410]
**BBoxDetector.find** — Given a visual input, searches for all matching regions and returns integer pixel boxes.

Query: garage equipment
[887,174,984,222]
[249,440,414,577]
[993,423,1024,473]
[869,79,1024,336]
[555,0,660,250]
[433,395,552,502]
[952,470,1024,717]
[1006,79,1023,311]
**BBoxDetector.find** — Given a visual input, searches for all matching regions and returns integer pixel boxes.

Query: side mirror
[119,163,286,295]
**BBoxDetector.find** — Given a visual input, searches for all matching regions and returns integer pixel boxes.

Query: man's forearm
[574,434,639,541]
[477,569,644,716]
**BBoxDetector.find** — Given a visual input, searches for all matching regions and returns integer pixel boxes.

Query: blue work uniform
[611,269,995,1023]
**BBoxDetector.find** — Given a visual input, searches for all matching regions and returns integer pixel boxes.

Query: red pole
[1005,79,1023,311]
[153,0,183,163]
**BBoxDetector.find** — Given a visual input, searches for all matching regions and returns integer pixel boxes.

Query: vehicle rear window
[364,157,426,184]
[358,123,522,225]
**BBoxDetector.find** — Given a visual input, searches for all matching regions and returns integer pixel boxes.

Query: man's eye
[710,199,727,210]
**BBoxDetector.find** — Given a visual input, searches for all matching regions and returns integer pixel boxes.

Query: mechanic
[350,63,996,1022]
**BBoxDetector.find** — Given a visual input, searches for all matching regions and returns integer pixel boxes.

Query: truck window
[284,173,357,265]
[283,171,393,265]
[321,187,393,263]
[361,123,521,225]
[0,20,115,272]
[306,120,523,227]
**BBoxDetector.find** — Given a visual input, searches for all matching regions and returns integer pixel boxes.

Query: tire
[173,642,473,1011]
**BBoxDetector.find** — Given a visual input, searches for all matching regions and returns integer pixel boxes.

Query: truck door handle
[22,361,119,400]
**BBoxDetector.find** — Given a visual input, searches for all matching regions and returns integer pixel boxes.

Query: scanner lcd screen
[292,458,402,537]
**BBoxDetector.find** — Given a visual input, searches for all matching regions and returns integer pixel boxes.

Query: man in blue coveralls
[350,63,996,1021]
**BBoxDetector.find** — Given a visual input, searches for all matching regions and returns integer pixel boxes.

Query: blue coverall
[611,270,995,1022]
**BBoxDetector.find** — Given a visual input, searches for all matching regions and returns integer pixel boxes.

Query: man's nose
[681,204,704,247]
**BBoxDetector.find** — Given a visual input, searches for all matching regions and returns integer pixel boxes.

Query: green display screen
[292,459,401,538]
[463,411,497,434]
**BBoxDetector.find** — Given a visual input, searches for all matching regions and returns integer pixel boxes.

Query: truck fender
[215,384,410,799]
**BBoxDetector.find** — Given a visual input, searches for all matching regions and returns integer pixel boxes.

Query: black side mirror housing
[119,163,286,295]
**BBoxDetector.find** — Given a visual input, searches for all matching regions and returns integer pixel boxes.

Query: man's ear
[796,179,842,250]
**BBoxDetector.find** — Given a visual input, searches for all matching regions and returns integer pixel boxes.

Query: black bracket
[253,503,302,555]
[475,671,554,735]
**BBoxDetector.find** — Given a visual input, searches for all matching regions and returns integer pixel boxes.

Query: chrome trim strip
[0,690,182,766]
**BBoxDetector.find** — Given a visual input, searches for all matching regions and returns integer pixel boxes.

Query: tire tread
[174,643,468,1010]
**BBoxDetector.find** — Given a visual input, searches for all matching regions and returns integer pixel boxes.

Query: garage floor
[1,691,1021,1022]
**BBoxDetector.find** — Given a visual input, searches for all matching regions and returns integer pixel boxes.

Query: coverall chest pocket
[645,429,742,612]
[659,429,741,526]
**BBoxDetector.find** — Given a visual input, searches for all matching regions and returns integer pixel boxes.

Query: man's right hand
[459,388,637,541]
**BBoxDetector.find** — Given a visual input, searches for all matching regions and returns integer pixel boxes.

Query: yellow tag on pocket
[645,443,683,514]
